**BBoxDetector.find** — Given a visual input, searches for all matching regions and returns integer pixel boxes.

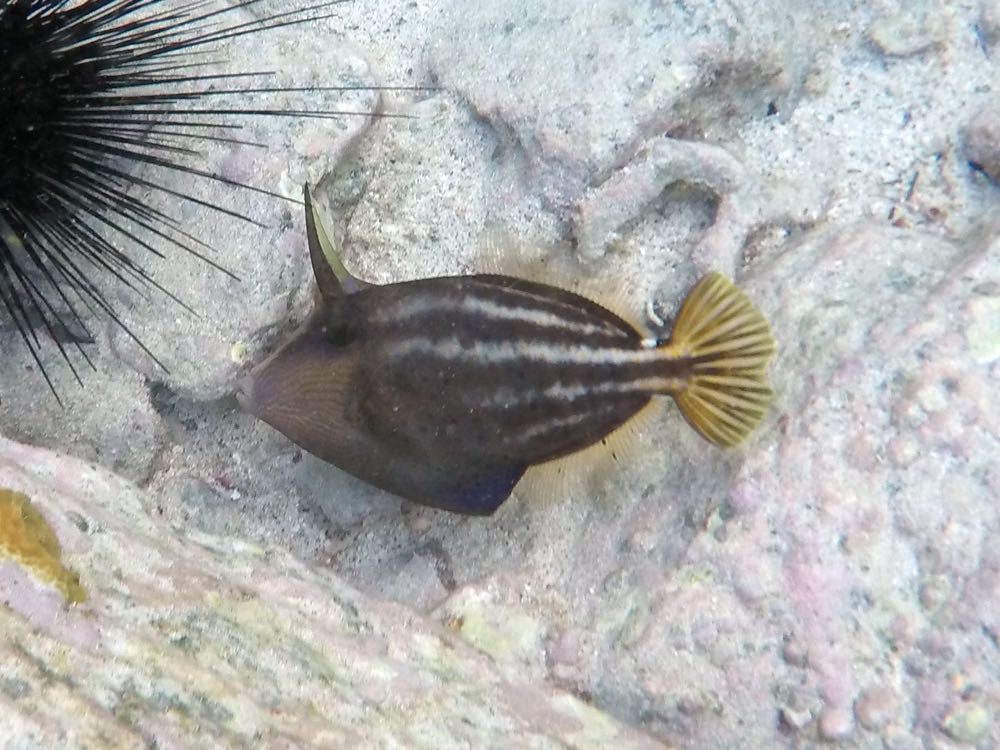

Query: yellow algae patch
[0,488,85,604]
[230,341,248,363]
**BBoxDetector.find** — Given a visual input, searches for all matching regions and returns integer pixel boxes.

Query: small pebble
[963,105,1000,185]
[919,575,950,611]
[941,702,991,744]
[888,614,917,652]
[819,707,855,741]
[916,382,948,413]
[782,637,808,667]
[867,9,947,57]
[780,705,813,731]
[888,436,919,467]
[402,507,432,534]
[855,686,898,731]
[626,526,658,554]
[229,341,248,363]
[966,296,1000,365]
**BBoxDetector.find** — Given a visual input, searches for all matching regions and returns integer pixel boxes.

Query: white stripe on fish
[372,288,625,339]
[387,334,665,367]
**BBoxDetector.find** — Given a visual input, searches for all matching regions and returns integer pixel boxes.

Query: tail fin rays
[667,273,775,448]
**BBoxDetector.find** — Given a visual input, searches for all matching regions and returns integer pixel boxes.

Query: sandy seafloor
[2,0,1000,748]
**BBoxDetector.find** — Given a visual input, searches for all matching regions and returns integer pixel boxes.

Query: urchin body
[0,0,370,398]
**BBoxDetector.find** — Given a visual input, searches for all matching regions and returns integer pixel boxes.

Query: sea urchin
[0,0,386,400]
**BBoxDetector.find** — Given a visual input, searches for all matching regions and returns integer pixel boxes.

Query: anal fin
[516,400,661,507]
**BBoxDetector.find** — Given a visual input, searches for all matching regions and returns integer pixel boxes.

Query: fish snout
[234,373,255,411]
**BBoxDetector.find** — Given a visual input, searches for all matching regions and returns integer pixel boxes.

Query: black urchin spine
[0,0,407,401]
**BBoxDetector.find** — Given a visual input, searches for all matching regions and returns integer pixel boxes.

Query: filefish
[238,187,776,515]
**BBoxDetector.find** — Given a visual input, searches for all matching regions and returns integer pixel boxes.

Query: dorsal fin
[476,229,650,334]
[303,184,370,297]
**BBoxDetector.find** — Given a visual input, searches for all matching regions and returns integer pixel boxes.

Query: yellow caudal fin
[664,273,775,447]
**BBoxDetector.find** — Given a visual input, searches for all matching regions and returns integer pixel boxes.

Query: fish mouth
[233,374,254,411]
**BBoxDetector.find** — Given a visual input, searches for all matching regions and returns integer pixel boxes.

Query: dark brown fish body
[240,187,775,515]
[245,273,695,512]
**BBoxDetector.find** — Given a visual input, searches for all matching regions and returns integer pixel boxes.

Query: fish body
[240,188,775,515]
